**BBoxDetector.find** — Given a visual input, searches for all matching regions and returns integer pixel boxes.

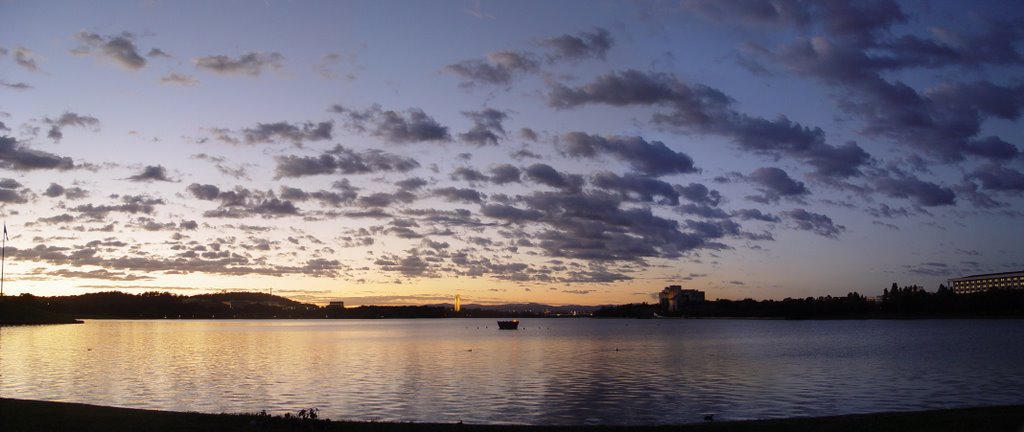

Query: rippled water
[2,318,1023,425]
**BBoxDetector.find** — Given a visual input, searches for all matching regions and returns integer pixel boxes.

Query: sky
[1,0,1022,306]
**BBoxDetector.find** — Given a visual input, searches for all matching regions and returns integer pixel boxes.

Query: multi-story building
[658,285,705,312]
[948,271,1024,294]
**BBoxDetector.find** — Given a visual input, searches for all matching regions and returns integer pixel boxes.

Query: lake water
[2,318,1023,425]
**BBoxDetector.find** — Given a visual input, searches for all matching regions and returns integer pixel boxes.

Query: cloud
[0,80,33,91]
[524,163,584,192]
[783,208,845,238]
[873,176,956,207]
[355,191,417,208]
[131,217,180,232]
[128,165,174,182]
[396,177,429,191]
[678,203,730,219]
[147,48,171,58]
[904,262,955,277]
[480,204,544,223]
[683,0,813,28]
[591,172,680,205]
[685,218,743,240]
[0,178,28,203]
[202,127,239,145]
[43,111,100,142]
[748,167,809,203]
[434,187,484,204]
[72,195,164,219]
[445,27,610,87]
[841,78,1024,163]
[444,50,540,87]
[459,108,508,146]
[187,184,300,218]
[72,31,148,69]
[13,47,42,72]
[687,1,911,44]
[0,135,76,170]
[280,183,359,208]
[450,167,489,183]
[274,145,420,178]
[194,52,284,76]
[241,121,333,146]
[867,204,912,219]
[160,72,199,86]
[540,27,613,60]
[191,153,249,179]
[675,183,722,206]
[186,183,221,201]
[44,183,65,198]
[514,191,727,260]
[314,52,361,80]
[330,104,450,144]
[550,71,871,179]
[375,249,434,278]
[549,69,727,110]
[562,132,698,176]
[953,181,1007,210]
[489,164,521,184]
[33,213,76,225]
[11,241,342,279]
[733,208,781,222]
[967,163,1024,192]
[726,3,1024,164]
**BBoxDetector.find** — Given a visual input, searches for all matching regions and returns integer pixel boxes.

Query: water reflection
[2,319,1023,425]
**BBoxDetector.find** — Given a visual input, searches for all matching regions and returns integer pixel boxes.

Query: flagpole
[1,222,6,297]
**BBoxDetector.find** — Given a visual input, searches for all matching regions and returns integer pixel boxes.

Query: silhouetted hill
[36,291,319,319]
[20,291,546,319]
[192,292,307,308]
[0,296,83,325]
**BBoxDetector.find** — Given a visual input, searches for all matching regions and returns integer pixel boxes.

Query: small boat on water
[497,320,519,330]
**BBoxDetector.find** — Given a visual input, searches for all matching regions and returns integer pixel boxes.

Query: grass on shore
[2,398,1023,432]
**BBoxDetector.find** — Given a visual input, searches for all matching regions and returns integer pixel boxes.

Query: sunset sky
[1,0,1022,306]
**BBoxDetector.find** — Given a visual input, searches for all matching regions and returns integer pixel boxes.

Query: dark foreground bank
[2,399,1022,432]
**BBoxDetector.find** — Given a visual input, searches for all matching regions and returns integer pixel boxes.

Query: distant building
[948,271,1024,294]
[454,294,461,312]
[659,285,705,312]
[327,301,345,309]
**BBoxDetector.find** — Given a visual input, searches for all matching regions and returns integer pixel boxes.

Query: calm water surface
[2,318,1023,425]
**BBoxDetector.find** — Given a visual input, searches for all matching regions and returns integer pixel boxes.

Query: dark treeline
[7,285,1024,322]
[7,291,538,320]
[594,284,1024,319]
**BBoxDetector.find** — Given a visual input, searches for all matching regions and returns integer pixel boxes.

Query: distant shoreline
[0,298,83,326]
[4,289,1024,322]
[2,398,1022,432]
[5,315,1024,326]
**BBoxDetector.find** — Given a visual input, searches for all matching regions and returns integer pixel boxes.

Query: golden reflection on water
[2,319,1024,425]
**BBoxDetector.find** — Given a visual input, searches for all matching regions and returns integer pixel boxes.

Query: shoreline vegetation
[1,398,1022,432]
[0,297,83,326]
[1,284,1023,325]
